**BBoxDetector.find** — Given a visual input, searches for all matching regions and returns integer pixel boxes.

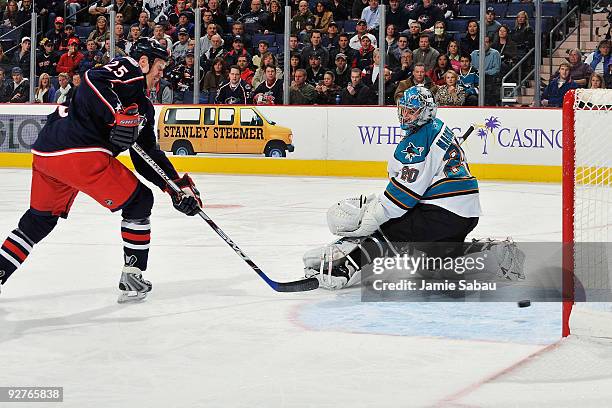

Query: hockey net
[562,89,612,338]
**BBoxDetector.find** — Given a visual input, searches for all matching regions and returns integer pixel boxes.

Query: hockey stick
[130,143,319,292]
[459,125,475,145]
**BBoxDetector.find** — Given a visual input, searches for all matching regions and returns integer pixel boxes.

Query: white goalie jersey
[380,118,482,219]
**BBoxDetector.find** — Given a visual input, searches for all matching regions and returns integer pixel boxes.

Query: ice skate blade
[117,291,148,304]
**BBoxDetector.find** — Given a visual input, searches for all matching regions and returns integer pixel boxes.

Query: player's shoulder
[421,118,447,141]
[393,119,448,161]
[89,56,144,80]
[428,118,455,152]
[112,56,143,72]
[430,118,445,133]
[393,132,430,165]
[413,118,447,146]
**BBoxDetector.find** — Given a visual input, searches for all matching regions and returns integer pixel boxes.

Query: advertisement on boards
[0,105,562,168]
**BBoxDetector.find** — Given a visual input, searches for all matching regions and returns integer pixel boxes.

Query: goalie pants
[0,152,153,285]
[355,204,479,266]
[380,203,479,243]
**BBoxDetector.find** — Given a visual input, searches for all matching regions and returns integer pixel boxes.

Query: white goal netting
[567,89,612,338]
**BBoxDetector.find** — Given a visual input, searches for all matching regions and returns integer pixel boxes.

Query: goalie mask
[397,86,437,132]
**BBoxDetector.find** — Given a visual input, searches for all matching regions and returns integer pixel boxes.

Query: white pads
[327,195,374,235]
[327,194,390,237]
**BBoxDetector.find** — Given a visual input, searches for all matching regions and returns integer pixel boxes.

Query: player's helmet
[397,86,437,132]
[129,38,169,64]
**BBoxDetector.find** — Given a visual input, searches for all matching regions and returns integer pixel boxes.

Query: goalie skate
[304,239,364,290]
[305,262,359,290]
[118,266,152,303]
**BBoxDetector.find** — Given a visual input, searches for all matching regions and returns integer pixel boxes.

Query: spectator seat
[506,3,534,18]
[342,19,357,34]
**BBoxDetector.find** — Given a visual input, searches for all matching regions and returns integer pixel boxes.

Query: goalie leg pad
[465,238,526,281]
[303,238,360,270]
[303,235,388,290]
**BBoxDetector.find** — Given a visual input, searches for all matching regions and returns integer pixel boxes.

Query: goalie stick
[459,125,475,145]
[130,143,319,292]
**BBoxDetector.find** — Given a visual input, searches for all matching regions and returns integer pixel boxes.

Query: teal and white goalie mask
[397,86,437,132]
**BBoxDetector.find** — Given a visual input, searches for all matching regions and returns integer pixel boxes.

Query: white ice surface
[0,170,610,407]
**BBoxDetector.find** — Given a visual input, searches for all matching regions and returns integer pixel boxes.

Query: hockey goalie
[303,86,525,290]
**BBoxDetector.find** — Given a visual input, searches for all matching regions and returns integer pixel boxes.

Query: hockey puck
[517,300,531,308]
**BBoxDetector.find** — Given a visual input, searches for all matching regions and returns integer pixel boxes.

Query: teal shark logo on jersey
[401,142,424,162]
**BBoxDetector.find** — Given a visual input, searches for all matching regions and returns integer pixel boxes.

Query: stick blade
[272,277,319,292]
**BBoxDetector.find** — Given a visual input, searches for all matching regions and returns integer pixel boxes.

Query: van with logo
[157,105,294,157]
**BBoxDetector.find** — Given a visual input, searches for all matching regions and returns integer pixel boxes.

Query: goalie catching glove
[109,103,141,150]
[166,174,203,216]
[327,194,390,237]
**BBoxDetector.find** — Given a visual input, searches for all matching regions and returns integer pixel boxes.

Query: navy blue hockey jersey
[32,57,178,190]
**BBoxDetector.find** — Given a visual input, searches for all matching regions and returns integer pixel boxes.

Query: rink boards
[0,104,563,182]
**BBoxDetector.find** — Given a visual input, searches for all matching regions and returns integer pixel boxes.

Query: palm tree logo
[477,116,501,155]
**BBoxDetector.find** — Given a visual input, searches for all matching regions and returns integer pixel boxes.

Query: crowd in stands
[0,0,610,106]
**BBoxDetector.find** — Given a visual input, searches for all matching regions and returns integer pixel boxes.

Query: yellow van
[157,105,294,157]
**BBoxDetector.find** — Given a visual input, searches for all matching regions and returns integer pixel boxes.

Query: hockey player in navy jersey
[303,86,524,289]
[0,38,202,302]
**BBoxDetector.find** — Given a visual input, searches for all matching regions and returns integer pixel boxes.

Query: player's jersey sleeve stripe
[384,178,420,210]
[85,71,121,126]
[422,178,480,200]
[421,189,480,200]
[427,176,476,190]
[84,70,119,125]
[390,177,422,200]
[109,76,144,84]
[383,190,412,210]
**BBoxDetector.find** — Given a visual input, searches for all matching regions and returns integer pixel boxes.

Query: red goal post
[562,89,612,338]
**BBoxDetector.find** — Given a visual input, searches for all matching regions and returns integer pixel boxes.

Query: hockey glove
[327,195,390,237]
[167,174,203,216]
[109,103,140,150]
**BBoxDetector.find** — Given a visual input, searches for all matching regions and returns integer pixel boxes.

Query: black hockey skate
[118,266,152,303]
